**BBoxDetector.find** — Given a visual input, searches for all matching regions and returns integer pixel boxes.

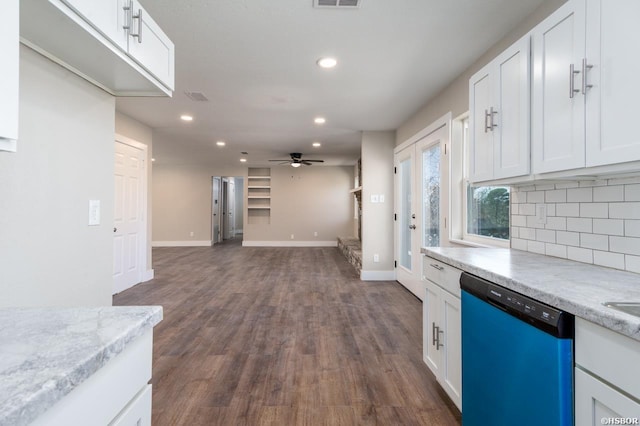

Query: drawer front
[109,384,152,426]
[575,317,640,398]
[423,257,461,297]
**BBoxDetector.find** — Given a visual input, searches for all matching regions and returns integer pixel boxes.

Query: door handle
[430,263,444,271]
[409,224,416,230]
[113,227,117,233]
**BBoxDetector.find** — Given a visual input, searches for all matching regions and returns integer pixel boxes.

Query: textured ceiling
[115,0,545,167]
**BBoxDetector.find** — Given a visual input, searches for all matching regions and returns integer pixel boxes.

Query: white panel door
[0,0,19,150]
[59,0,128,50]
[228,179,236,238]
[532,1,586,174]
[575,368,640,425]
[113,141,144,294]
[585,0,640,166]
[423,281,442,375]
[212,177,221,245]
[469,65,494,182]
[440,289,462,410]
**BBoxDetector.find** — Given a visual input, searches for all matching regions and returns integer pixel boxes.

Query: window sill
[449,237,509,249]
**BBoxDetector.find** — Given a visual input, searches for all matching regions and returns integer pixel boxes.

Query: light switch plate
[88,200,100,226]
[371,194,379,203]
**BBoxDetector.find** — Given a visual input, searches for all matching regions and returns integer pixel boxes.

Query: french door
[395,124,449,300]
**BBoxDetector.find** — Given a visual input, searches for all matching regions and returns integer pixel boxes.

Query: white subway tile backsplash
[568,187,593,202]
[545,189,566,203]
[567,217,592,233]
[545,243,567,259]
[556,203,580,217]
[610,202,640,219]
[580,233,609,251]
[625,255,640,274]
[545,217,567,231]
[624,184,640,201]
[511,181,640,273]
[527,240,545,254]
[527,191,545,203]
[593,185,624,202]
[579,203,608,218]
[592,219,624,236]
[537,229,556,243]
[593,251,625,270]
[568,246,593,263]
[609,236,640,256]
[625,220,640,237]
[557,231,580,246]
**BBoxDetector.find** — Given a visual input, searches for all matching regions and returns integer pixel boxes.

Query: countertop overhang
[422,247,640,341]
[0,305,162,426]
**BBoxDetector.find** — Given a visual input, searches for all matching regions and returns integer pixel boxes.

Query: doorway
[212,176,244,244]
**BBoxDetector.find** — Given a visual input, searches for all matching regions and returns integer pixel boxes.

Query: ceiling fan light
[291,162,302,168]
[317,57,337,69]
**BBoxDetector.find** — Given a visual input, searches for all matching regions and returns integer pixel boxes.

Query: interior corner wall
[361,131,395,276]
[395,0,567,144]
[243,166,354,245]
[152,163,246,244]
[115,112,153,273]
[0,46,115,307]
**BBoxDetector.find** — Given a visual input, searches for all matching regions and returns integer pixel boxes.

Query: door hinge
[394,167,397,174]
[444,144,447,155]
[394,213,397,221]
[394,260,397,268]
[444,217,447,228]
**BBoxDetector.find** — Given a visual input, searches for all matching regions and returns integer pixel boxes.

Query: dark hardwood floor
[114,238,462,426]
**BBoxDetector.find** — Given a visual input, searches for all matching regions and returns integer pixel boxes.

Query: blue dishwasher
[460,272,574,426]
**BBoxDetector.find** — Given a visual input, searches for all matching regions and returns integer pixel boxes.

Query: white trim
[394,112,453,153]
[360,270,396,281]
[242,240,337,247]
[142,269,154,282]
[152,240,212,247]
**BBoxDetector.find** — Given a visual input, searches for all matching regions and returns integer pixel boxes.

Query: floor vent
[314,0,360,8]
[184,91,209,102]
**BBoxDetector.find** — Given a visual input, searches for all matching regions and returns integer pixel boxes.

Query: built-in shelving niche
[247,167,271,225]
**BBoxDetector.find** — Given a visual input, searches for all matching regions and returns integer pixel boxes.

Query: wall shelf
[247,168,271,224]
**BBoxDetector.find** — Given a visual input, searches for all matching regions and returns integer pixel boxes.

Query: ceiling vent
[314,0,360,8]
[184,91,209,102]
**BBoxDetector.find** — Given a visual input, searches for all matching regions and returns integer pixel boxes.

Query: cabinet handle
[569,64,580,98]
[489,107,498,130]
[436,328,444,350]
[122,1,132,32]
[581,58,593,95]
[484,109,490,133]
[432,322,438,346]
[130,7,143,43]
[484,107,498,132]
[430,263,444,271]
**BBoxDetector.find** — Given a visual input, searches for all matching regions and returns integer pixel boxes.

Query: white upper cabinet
[469,35,530,183]
[533,0,640,174]
[585,0,640,167]
[0,0,19,152]
[20,0,174,96]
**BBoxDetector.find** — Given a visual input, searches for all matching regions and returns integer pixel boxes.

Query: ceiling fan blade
[304,159,324,162]
[269,159,291,162]
[302,161,312,166]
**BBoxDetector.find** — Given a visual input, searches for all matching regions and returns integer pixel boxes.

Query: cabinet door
[493,36,530,180]
[469,64,494,182]
[0,0,19,151]
[440,289,462,411]
[575,368,640,425]
[60,0,129,51]
[532,0,586,174]
[127,0,175,90]
[423,282,442,375]
[585,0,640,166]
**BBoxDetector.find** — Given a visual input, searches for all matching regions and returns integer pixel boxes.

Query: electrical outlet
[373,254,379,263]
[291,234,294,239]
[314,231,318,237]
[536,204,547,224]
[379,194,385,203]
[190,231,194,237]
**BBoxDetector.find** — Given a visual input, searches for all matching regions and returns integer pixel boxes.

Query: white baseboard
[242,240,337,247]
[142,269,154,282]
[152,240,212,247]
[360,270,396,281]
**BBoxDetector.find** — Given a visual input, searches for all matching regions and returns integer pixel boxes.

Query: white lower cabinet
[575,318,640,424]
[423,258,462,411]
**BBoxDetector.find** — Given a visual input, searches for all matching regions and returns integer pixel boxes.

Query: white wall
[361,131,395,278]
[234,177,244,234]
[0,46,115,307]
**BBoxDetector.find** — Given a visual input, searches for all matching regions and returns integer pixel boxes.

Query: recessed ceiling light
[312,142,321,147]
[240,158,247,163]
[151,158,156,162]
[180,115,193,121]
[317,57,337,69]
[314,117,326,124]
[216,141,226,147]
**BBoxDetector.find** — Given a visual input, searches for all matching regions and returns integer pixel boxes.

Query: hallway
[114,241,461,425]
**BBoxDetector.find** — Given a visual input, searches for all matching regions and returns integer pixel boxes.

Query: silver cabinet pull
[484,109,490,133]
[430,263,444,271]
[432,322,438,346]
[436,327,444,350]
[122,1,132,31]
[484,107,498,132]
[489,107,498,130]
[569,63,580,98]
[131,7,143,43]
[582,58,593,95]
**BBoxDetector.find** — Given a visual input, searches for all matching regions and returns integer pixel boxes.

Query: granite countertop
[0,306,163,426]
[422,247,640,341]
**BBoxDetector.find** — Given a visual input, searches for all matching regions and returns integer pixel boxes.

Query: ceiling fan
[269,152,325,167]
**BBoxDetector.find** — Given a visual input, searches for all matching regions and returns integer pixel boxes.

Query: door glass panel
[422,144,440,247]
[399,158,412,269]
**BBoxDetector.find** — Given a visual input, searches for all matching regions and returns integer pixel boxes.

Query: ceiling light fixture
[180,115,194,121]
[312,142,321,148]
[151,158,156,162]
[317,57,337,69]
[240,158,247,163]
[291,162,302,168]
[314,117,326,124]
[216,141,226,146]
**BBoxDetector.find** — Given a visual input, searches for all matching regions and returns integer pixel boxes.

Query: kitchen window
[450,115,510,247]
